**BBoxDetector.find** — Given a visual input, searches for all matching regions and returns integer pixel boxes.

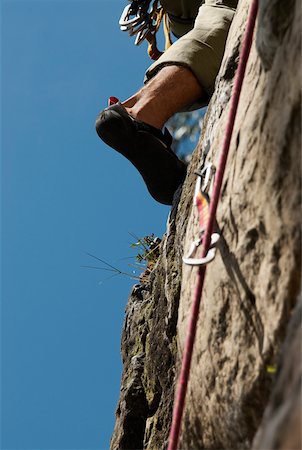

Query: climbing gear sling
[167,0,259,448]
[119,0,172,60]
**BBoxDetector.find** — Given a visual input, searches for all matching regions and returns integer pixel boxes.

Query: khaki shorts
[145,0,238,107]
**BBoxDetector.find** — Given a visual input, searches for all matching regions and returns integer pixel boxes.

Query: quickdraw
[119,0,172,60]
[183,165,220,267]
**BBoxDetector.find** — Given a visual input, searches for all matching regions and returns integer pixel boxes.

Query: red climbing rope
[167,1,259,448]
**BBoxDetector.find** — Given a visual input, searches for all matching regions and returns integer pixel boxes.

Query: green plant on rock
[130,233,161,267]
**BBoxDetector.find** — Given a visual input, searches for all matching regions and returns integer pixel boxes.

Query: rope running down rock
[167,1,259,448]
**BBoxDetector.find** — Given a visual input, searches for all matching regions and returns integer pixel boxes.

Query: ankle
[121,91,167,129]
[129,107,164,129]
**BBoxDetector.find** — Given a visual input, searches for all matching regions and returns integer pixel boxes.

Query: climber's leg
[145,1,237,110]
[121,65,204,129]
[95,1,237,204]
[95,65,202,204]
[95,68,192,204]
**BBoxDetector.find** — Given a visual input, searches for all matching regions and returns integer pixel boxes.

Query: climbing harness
[119,0,172,60]
[167,1,259,449]
[183,165,220,267]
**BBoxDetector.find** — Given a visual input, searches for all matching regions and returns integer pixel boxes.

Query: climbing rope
[167,0,259,449]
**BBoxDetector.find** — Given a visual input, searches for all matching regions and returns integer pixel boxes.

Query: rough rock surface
[110,0,301,448]
[251,295,302,450]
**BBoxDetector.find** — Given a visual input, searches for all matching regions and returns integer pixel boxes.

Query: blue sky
[1,1,172,448]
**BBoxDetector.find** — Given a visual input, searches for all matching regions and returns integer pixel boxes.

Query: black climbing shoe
[95,103,186,205]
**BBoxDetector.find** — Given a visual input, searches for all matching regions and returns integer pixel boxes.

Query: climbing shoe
[95,103,186,205]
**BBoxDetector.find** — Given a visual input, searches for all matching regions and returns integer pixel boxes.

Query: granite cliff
[110,0,301,448]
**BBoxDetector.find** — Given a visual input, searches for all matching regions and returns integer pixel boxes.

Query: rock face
[110,0,301,448]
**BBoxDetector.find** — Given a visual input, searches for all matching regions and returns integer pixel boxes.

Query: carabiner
[119,4,141,28]
[135,26,151,45]
[183,232,220,266]
[183,168,220,267]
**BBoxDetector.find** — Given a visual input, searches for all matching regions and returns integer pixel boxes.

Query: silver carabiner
[182,232,220,266]
[128,19,149,37]
[119,4,140,28]
[119,2,149,32]
[135,26,150,45]
[194,163,216,197]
